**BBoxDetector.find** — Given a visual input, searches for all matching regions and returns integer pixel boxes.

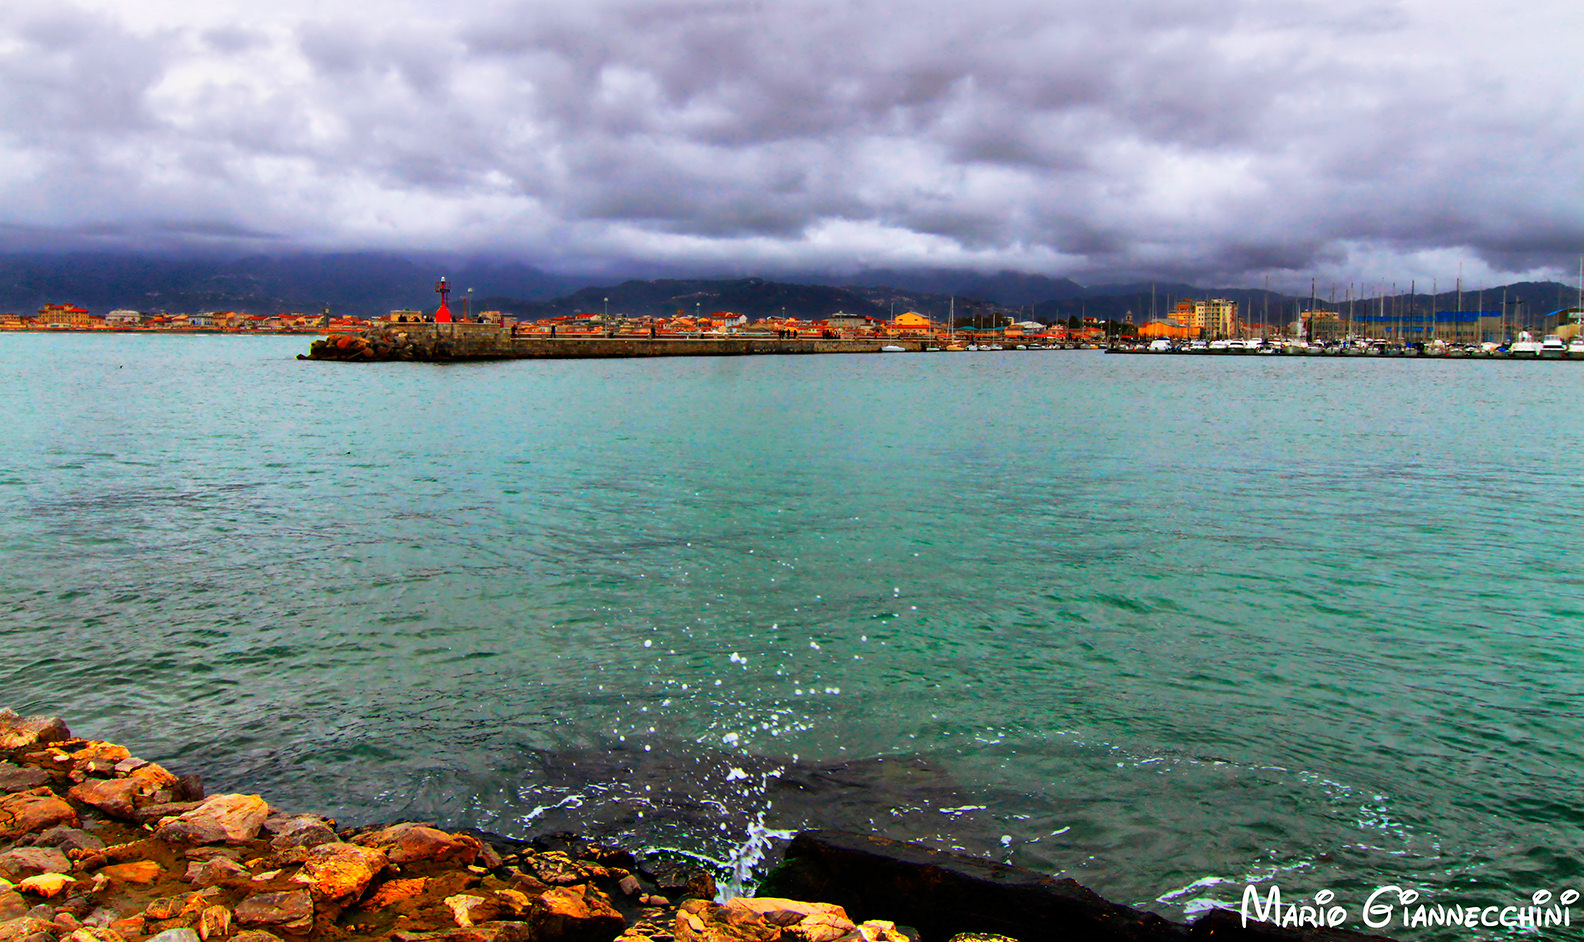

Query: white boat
[880,344,906,353]
[1540,335,1567,358]
[1509,330,1543,357]
[1568,337,1584,358]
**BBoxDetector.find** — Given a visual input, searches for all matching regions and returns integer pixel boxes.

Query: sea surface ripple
[3,332,1582,937]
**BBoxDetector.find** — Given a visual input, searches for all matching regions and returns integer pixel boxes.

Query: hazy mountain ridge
[0,252,1576,326]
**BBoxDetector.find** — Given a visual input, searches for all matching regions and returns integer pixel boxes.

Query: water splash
[719,809,797,900]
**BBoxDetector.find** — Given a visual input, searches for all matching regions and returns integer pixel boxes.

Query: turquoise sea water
[4,332,1583,937]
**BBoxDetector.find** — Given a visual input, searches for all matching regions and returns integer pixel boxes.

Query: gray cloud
[0,0,1579,291]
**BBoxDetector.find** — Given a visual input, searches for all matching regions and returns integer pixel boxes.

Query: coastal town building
[1172,298,1238,337]
[1303,310,1344,341]
[1138,319,1192,340]
[890,312,932,334]
[37,304,91,327]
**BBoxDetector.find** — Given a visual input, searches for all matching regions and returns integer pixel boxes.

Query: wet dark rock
[760,830,1185,942]
[762,832,1396,942]
[638,858,717,902]
[1184,908,1390,942]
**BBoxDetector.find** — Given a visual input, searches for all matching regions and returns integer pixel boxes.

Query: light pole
[604,297,609,321]
[465,287,473,321]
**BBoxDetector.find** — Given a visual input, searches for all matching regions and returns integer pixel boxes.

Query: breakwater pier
[298,324,1099,361]
[302,324,930,361]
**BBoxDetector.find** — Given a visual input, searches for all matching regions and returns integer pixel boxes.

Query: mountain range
[1,252,1578,327]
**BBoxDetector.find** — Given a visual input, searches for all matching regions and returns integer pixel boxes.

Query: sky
[2,0,1581,292]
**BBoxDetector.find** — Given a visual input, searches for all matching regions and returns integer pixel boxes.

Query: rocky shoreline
[1,711,1389,942]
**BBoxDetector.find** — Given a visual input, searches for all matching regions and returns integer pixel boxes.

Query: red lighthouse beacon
[434,277,453,323]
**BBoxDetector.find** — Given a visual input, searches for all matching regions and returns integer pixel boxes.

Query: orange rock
[296,842,388,902]
[68,778,143,821]
[353,823,481,866]
[19,872,74,897]
[0,711,70,750]
[154,794,270,845]
[127,762,180,792]
[62,741,131,773]
[100,860,163,884]
[0,787,79,839]
[361,877,429,910]
[528,885,625,941]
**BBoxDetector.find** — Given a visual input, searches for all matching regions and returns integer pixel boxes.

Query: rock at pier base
[758,831,1393,942]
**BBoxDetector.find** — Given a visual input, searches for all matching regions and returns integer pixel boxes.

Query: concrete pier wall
[309,323,932,360]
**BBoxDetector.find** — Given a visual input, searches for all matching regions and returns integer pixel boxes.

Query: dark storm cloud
[0,0,1580,288]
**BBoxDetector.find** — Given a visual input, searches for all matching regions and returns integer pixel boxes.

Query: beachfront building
[1172,298,1238,338]
[890,311,932,335]
[105,310,143,326]
[37,304,91,327]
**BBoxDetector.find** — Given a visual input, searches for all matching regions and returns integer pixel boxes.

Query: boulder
[352,824,479,866]
[234,891,313,934]
[0,848,71,882]
[154,794,269,845]
[527,885,625,942]
[62,928,127,942]
[295,842,387,902]
[0,713,70,751]
[0,766,50,795]
[265,816,336,853]
[67,779,143,821]
[0,788,78,840]
[146,930,200,942]
[17,873,73,898]
[758,830,1186,942]
[675,898,857,942]
[232,932,284,942]
[32,826,105,855]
